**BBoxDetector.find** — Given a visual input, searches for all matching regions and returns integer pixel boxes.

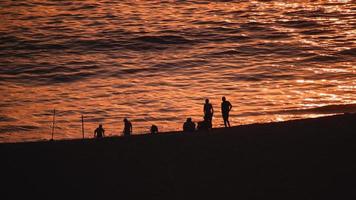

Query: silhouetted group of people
[94,96,232,138]
[184,96,232,133]
[94,118,133,139]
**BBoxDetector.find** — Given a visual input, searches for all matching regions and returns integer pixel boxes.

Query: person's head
[187,117,192,122]
[222,96,226,102]
[205,99,209,104]
[124,118,128,122]
[99,124,103,128]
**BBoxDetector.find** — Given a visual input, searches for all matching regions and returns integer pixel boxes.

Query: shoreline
[0,112,353,145]
[2,113,356,199]
[2,103,356,144]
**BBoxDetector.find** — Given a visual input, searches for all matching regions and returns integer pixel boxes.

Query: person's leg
[226,114,231,127]
[223,114,228,127]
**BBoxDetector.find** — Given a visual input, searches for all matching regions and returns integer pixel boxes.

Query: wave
[337,48,356,56]
[254,31,291,40]
[0,116,17,122]
[300,29,335,35]
[227,73,294,82]
[237,104,356,118]
[0,70,97,85]
[302,55,340,63]
[240,22,276,32]
[0,125,39,134]
[135,35,193,45]
[279,20,323,29]
[276,104,356,115]
[4,35,194,52]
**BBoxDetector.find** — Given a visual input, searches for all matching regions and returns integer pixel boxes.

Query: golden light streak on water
[0,0,355,142]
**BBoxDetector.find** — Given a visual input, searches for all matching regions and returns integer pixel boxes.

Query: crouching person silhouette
[197,116,212,131]
[150,124,158,135]
[183,117,196,133]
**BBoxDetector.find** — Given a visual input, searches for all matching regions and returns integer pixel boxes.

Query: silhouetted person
[197,116,212,131]
[204,99,214,123]
[183,117,196,132]
[150,124,158,135]
[94,124,105,138]
[123,118,132,136]
[221,96,233,127]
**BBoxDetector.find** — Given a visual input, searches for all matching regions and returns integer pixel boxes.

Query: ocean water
[0,0,355,143]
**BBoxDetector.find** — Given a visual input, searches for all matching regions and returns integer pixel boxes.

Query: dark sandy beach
[2,113,356,199]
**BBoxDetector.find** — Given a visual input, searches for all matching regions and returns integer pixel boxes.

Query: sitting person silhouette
[150,124,158,134]
[183,117,196,132]
[123,118,132,136]
[94,124,105,138]
[197,116,212,131]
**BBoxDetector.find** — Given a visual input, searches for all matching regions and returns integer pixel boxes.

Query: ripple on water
[279,19,324,29]
[0,0,355,142]
[135,35,194,45]
[302,55,341,63]
[0,116,17,122]
[0,125,39,134]
[337,48,356,56]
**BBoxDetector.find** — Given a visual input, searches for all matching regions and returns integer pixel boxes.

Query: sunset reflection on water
[0,0,355,142]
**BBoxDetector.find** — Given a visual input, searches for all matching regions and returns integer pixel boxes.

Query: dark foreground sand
[2,113,356,199]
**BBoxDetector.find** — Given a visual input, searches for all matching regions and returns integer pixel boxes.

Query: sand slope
[2,113,356,199]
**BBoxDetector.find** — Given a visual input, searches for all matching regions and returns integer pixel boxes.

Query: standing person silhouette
[94,124,105,138]
[123,118,132,136]
[221,96,232,127]
[204,99,214,124]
